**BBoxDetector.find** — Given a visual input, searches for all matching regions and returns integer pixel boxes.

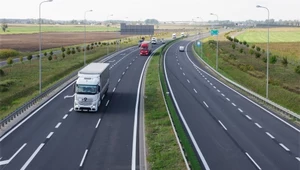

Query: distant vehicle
[151,37,157,44]
[179,46,185,52]
[74,63,109,112]
[138,39,144,47]
[181,32,185,37]
[161,38,165,44]
[140,41,152,56]
[172,33,176,39]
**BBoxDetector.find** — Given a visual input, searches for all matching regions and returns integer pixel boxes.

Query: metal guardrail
[192,43,300,121]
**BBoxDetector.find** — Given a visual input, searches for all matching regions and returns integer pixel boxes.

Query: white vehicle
[172,33,176,39]
[179,46,185,52]
[181,32,185,37]
[74,63,109,112]
[151,37,157,44]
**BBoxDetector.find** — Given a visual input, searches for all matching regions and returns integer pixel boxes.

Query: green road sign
[210,29,219,36]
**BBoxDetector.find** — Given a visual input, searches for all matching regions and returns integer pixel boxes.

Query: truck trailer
[139,41,152,56]
[74,63,109,112]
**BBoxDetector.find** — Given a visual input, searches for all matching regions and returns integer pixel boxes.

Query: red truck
[139,41,152,56]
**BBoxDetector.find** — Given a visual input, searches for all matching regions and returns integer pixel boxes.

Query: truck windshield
[76,84,97,94]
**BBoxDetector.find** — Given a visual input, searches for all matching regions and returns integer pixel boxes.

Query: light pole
[106,14,113,55]
[197,17,204,58]
[210,13,219,71]
[39,0,53,94]
[256,5,270,99]
[84,9,93,66]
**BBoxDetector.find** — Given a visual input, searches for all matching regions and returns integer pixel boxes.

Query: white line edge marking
[246,115,252,120]
[238,108,243,113]
[279,143,290,151]
[165,45,210,170]
[95,118,101,128]
[105,100,110,107]
[20,143,45,170]
[193,89,197,93]
[245,152,262,170]
[255,123,262,128]
[266,132,275,139]
[203,101,209,108]
[0,143,27,166]
[232,103,236,107]
[55,122,61,128]
[113,87,116,92]
[0,81,76,142]
[69,108,73,112]
[46,132,54,139]
[218,120,227,130]
[79,149,88,167]
[63,114,68,119]
[131,46,162,170]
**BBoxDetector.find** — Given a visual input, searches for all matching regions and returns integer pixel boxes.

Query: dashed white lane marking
[210,83,212,86]
[217,89,220,92]
[183,73,185,76]
[279,143,290,151]
[207,80,210,83]
[232,103,236,107]
[69,108,73,112]
[255,123,262,128]
[213,86,216,89]
[193,89,198,93]
[180,67,182,70]
[238,108,243,113]
[245,152,261,170]
[55,122,61,128]
[46,132,54,139]
[126,66,129,69]
[118,78,121,82]
[266,132,275,139]
[296,157,300,162]
[122,72,125,75]
[130,62,132,65]
[205,77,207,80]
[221,93,225,97]
[113,87,116,92]
[21,143,45,170]
[79,149,88,167]
[63,114,68,119]
[106,100,110,107]
[187,79,190,83]
[226,98,230,101]
[95,118,101,128]
[178,63,180,65]
[203,101,209,108]
[246,115,252,120]
[218,120,227,131]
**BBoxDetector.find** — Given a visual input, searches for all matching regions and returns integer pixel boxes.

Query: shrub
[62,52,65,59]
[243,41,247,45]
[262,49,265,53]
[36,54,40,58]
[262,57,267,63]
[255,52,261,58]
[282,57,288,67]
[77,47,81,52]
[233,38,239,43]
[7,57,13,66]
[49,51,53,56]
[229,54,236,60]
[295,65,300,74]
[256,46,261,51]
[98,42,101,45]
[27,54,33,62]
[86,45,90,51]
[239,41,243,44]
[66,49,71,55]
[239,48,243,53]
[102,42,107,45]
[270,55,277,64]
[71,48,76,54]
[61,46,66,52]
[19,56,23,63]
[0,69,4,76]
[0,49,19,59]
[246,44,249,47]
[232,44,236,49]
[48,55,52,61]
[249,49,254,55]
[251,45,255,49]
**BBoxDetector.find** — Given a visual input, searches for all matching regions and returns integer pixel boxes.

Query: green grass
[0,25,119,34]
[236,28,300,43]
[145,47,187,170]
[194,36,300,114]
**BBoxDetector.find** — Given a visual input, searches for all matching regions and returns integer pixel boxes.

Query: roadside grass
[194,35,300,114]
[145,48,186,170]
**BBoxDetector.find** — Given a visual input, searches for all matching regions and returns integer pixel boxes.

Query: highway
[0,44,161,170]
[163,38,300,170]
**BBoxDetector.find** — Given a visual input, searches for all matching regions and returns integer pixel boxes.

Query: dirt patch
[0,32,129,52]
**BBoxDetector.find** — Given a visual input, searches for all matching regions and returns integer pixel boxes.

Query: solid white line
[266,132,275,139]
[0,81,76,142]
[279,143,290,151]
[246,115,252,120]
[165,46,210,170]
[203,101,209,108]
[0,143,28,166]
[218,120,227,131]
[221,93,225,97]
[122,72,125,75]
[20,143,45,170]
[105,100,110,107]
[245,152,261,170]
[63,114,68,119]
[193,89,197,93]
[183,72,185,76]
[69,108,73,112]
[46,132,54,139]
[118,78,121,82]
[187,79,190,83]
[238,108,243,113]
[79,149,88,167]
[55,122,61,128]
[113,87,116,92]
[232,103,236,107]
[226,98,230,101]
[255,123,262,128]
[296,157,300,162]
[217,89,220,92]
[95,118,101,128]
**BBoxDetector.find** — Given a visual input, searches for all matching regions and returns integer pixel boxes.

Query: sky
[0,0,299,22]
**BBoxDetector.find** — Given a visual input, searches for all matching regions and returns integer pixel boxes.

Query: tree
[232,44,236,49]
[50,51,53,56]
[282,57,288,67]
[44,52,47,57]
[144,19,159,24]
[270,55,277,64]
[7,57,13,66]
[239,48,243,53]
[61,46,66,52]
[62,52,65,59]
[255,52,261,58]
[27,54,33,62]
[295,65,300,74]
[256,46,261,52]
[1,23,8,32]
[71,48,76,54]
[48,55,52,61]
[251,45,255,49]
[19,56,24,63]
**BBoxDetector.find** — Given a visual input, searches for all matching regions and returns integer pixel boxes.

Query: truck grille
[78,101,93,106]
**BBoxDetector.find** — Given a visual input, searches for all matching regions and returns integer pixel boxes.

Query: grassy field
[194,30,300,114]
[145,47,187,170]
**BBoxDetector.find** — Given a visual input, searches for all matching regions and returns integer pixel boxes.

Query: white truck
[172,33,176,39]
[74,63,109,112]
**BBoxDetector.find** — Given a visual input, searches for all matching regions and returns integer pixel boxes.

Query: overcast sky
[1,0,299,22]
